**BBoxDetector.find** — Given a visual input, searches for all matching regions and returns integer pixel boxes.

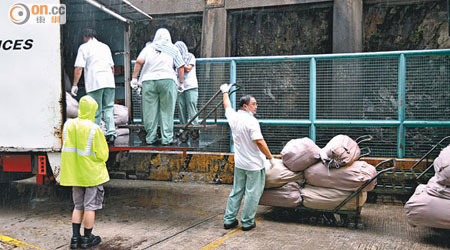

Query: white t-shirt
[74,38,115,93]
[178,57,198,90]
[137,46,181,83]
[225,108,265,171]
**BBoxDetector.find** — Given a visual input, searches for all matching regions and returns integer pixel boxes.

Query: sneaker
[242,223,256,231]
[70,236,81,249]
[80,234,101,249]
[224,219,238,229]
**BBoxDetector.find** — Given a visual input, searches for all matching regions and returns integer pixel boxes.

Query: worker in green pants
[220,83,276,231]
[71,28,117,145]
[175,41,199,125]
[141,79,177,145]
[131,28,185,145]
[87,88,115,133]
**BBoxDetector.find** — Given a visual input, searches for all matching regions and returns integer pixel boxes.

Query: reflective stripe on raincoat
[60,95,110,187]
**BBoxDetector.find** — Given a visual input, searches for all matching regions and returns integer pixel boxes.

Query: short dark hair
[82,28,96,38]
[239,95,255,108]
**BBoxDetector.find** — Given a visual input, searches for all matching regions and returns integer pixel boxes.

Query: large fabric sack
[281,138,321,171]
[301,184,367,210]
[305,161,377,192]
[426,176,450,200]
[259,182,302,207]
[265,159,304,189]
[114,134,129,146]
[404,184,450,229]
[114,104,128,125]
[66,92,78,118]
[433,144,450,186]
[116,128,130,137]
[320,135,360,169]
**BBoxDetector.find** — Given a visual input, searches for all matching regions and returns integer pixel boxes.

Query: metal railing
[132,49,450,157]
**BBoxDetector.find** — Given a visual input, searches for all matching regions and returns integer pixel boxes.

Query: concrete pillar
[201,2,227,57]
[333,0,362,53]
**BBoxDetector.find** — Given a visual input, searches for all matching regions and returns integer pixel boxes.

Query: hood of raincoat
[78,95,98,122]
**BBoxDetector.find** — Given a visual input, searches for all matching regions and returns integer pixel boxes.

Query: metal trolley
[375,135,450,197]
[270,159,396,229]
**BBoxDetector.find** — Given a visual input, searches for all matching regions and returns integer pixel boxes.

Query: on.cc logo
[9,3,30,25]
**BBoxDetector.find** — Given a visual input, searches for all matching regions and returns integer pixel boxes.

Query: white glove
[220,83,232,93]
[269,158,277,169]
[71,85,78,96]
[130,78,138,90]
[137,86,142,96]
[178,85,184,94]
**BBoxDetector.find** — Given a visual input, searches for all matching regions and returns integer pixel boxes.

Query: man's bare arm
[132,58,144,79]
[223,93,231,110]
[254,139,273,159]
[73,67,83,86]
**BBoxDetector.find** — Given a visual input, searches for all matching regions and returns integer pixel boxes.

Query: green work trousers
[177,88,198,125]
[87,87,116,137]
[142,79,177,144]
[224,167,265,228]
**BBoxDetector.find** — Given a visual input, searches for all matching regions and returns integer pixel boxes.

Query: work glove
[137,86,142,96]
[71,85,78,96]
[269,158,277,169]
[130,78,138,90]
[220,83,232,93]
[178,85,184,94]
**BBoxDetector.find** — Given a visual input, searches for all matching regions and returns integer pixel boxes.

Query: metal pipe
[230,61,237,152]
[309,58,317,142]
[397,54,406,158]
[84,0,130,23]
[197,49,450,63]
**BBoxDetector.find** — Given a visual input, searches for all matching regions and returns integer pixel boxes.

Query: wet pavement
[0,179,449,250]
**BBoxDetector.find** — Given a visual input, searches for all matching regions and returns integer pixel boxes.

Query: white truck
[0,0,150,183]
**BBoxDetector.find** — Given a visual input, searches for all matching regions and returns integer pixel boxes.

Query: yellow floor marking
[0,235,45,250]
[199,228,242,250]
[199,219,262,250]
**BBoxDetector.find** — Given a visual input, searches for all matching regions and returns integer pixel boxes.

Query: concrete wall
[129,0,444,57]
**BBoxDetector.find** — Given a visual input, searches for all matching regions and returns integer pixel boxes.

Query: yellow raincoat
[60,95,110,187]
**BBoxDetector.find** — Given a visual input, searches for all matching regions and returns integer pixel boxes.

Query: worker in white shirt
[174,41,198,125]
[71,28,117,144]
[131,28,185,146]
[220,83,276,231]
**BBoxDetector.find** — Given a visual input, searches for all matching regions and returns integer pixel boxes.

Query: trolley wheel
[190,130,199,139]
[180,131,189,143]
[138,129,147,143]
[332,214,348,227]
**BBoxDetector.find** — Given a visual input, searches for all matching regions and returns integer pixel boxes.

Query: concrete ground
[0,179,449,250]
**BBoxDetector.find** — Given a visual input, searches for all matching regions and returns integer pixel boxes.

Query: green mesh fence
[316,57,398,120]
[131,50,450,157]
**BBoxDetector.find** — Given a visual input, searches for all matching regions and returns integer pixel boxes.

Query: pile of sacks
[259,135,377,211]
[66,92,130,144]
[404,144,450,229]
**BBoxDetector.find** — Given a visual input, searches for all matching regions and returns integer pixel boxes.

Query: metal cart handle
[410,135,450,171]
[359,147,371,159]
[355,135,373,145]
[198,84,241,126]
[332,159,396,213]
[182,83,240,131]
